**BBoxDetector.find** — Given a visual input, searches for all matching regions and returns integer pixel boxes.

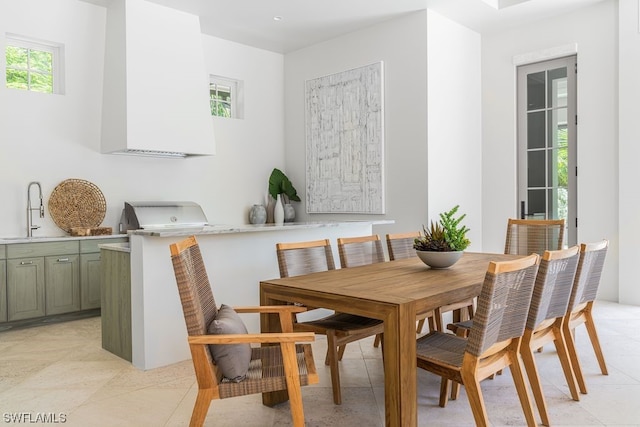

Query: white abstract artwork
[305,62,385,214]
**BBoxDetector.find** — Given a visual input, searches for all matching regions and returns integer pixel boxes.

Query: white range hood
[101,0,215,158]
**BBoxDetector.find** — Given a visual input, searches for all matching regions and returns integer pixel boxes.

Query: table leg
[383,301,417,427]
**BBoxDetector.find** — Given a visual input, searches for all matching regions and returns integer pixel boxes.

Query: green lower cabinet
[0,260,6,322]
[80,253,102,310]
[45,254,80,315]
[7,257,46,321]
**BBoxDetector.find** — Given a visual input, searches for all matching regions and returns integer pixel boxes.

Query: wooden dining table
[259,251,520,426]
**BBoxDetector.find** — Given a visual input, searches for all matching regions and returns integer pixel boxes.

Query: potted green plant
[413,205,470,268]
[268,168,300,223]
[268,168,301,203]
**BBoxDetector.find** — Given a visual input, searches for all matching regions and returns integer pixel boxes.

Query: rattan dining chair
[447,218,566,337]
[338,234,386,267]
[337,234,386,349]
[170,236,318,427]
[521,246,580,426]
[276,238,384,405]
[563,239,609,395]
[416,254,540,427]
[504,218,565,256]
[385,232,437,341]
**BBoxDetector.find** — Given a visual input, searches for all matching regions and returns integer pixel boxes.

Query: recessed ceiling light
[273,16,283,21]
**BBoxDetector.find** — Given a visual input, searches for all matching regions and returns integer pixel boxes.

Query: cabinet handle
[20,261,34,265]
[57,258,70,262]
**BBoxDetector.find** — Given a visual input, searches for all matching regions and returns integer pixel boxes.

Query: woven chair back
[386,232,420,261]
[525,247,580,330]
[170,237,218,364]
[466,255,539,357]
[277,239,336,278]
[338,236,385,268]
[567,240,608,311]
[504,219,565,255]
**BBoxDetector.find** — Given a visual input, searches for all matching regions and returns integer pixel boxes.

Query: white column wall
[618,0,640,305]
[427,10,482,251]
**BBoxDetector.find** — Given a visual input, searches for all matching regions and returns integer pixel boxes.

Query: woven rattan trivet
[48,179,106,232]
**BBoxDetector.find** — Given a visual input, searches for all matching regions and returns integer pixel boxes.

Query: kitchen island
[124,221,392,370]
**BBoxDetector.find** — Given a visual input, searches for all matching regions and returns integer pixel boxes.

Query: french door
[517,55,577,246]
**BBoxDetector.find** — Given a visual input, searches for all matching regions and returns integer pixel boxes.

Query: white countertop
[129,220,394,238]
[0,234,128,244]
[99,242,131,253]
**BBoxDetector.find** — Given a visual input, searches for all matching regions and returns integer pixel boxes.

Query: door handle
[57,258,70,262]
[20,261,34,265]
[520,201,525,219]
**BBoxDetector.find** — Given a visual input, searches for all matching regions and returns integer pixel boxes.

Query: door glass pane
[528,150,545,187]
[548,67,567,108]
[527,189,546,218]
[527,71,545,110]
[527,111,546,149]
[549,109,568,148]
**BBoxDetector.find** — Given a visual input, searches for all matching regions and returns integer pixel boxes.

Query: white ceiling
[137,0,605,53]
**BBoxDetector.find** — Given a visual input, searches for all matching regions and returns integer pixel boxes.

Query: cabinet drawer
[7,241,79,259]
[80,237,128,254]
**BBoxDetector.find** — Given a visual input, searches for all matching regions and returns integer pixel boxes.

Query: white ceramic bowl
[416,250,463,269]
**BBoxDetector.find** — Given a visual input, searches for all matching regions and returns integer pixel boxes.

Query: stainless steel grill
[119,201,208,233]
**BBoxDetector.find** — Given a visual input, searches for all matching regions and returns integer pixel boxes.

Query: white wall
[427,10,482,250]
[0,0,285,237]
[482,1,619,300]
[618,0,640,305]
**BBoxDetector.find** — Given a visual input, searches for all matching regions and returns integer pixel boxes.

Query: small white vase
[274,194,285,225]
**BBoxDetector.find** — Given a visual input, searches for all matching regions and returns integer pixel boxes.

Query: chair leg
[554,324,580,401]
[584,304,608,375]
[563,321,588,394]
[509,352,538,427]
[460,365,490,427]
[450,379,461,400]
[280,342,306,427]
[337,344,346,361]
[439,378,450,407]
[428,315,436,332]
[373,333,382,348]
[326,331,342,405]
[520,333,550,426]
[416,319,426,334]
[190,388,214,427]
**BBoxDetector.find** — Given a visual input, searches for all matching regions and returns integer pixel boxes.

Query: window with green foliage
[5,35,62,94]
[209,75,243,119]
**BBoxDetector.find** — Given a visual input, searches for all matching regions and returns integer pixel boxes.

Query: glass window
[5,35,63,94]
[209,75,243,119]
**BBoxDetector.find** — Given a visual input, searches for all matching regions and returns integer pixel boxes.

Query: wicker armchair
[416,254,540,427]
[276,239,383,405]
[563,240,609,394]
[170,236,318,427]
[521,246,580,426]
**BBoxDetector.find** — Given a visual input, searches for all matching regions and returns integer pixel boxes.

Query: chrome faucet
[27,181,44,237]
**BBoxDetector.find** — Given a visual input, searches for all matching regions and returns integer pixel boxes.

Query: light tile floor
[1,301,639,426]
